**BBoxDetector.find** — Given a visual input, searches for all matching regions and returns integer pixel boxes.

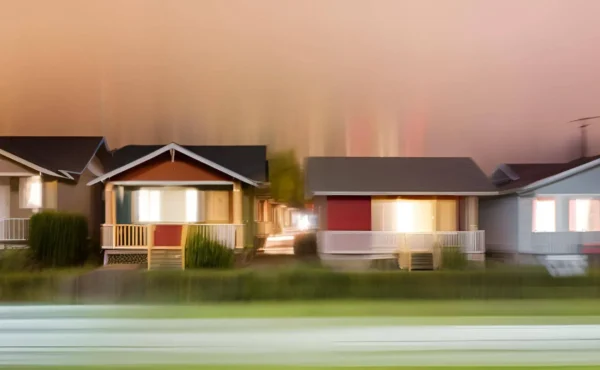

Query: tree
[268,150,304,206]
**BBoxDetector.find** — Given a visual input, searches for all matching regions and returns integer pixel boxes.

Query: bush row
[3,268,600,303]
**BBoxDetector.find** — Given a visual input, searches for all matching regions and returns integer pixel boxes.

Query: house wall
[313,196,328,230]
[9,178,34,218]
[479,195,519,254]
[0,156,34,174]
[57,168,104,240]
[533,165,600,195]
[326,196,371,231]
[112,154,230,182]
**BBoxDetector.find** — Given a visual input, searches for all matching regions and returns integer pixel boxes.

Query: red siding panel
[326,196,371,231]
[154,225,183,247]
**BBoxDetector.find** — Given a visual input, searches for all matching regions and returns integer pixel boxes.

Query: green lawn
[7,366,600,370]
[102,299,600,319]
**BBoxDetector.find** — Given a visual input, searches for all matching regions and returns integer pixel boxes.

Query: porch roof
[305,157,496,197]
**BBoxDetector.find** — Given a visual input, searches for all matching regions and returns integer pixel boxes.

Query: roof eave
[516,157,600,194]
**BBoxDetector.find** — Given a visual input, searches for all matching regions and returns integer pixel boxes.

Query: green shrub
[293,233,317,257]
[442,246,468,270]
[185,232,235,269]
[29,211,89,268]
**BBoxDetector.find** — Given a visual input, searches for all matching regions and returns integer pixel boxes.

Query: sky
[2,0,600,172]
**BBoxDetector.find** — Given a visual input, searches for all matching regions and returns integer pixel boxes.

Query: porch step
[149,249,183,270]
[411,252,434,271]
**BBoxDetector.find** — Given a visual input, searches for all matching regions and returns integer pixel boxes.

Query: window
[136,188,201,223]
[185,189,198,222]
[19,176,42,209]
[371,199,434,232]
[532,199,555,232]
[569,199,600,232]
[138,189,161,222]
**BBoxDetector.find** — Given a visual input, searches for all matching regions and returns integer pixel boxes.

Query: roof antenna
[569,116,600,158]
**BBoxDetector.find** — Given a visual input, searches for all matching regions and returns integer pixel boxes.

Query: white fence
[318,230,485,256]
[0,218,29,241]
[187,224,243,249]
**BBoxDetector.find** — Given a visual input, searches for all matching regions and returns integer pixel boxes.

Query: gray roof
[107,144,268,182]
[492,155,600,191]
[305,157,495,196]
[0,136,107,177]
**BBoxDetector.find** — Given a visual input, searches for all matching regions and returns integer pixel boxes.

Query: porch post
[464,196,479,231]
[105,182,115,224]
[233,181,243,248]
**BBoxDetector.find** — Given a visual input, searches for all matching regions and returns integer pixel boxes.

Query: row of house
[0,136,598,269]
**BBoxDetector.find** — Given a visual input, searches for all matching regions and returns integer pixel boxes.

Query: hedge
[29,211,89,268]
[2,268,600,303]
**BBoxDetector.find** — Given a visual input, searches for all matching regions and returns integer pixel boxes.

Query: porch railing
[188,224,244,249]
[101,223,244,250]
[0,218,30,242]
[318,230,485,256]
[102,224,150,248]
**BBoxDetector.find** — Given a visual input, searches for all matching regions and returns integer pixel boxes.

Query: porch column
[232,181,243,248]
[104,183,115,224]
[463,196,479,231]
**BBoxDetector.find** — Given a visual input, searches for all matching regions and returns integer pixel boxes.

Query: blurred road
[1,306,599,366]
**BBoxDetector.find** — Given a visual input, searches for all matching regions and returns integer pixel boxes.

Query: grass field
[7,366,600,369]
[101,299,600,319]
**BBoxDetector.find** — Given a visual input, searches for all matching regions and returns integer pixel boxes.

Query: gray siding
[479,195,518,253]
[534,165,600,195]
[517,196,533,253]
[57,169,104,240]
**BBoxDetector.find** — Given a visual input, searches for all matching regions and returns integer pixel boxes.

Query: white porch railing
[318,230,485,255]
[188,224,244,249]
[526,231,600,255]
[0,218,30,242]
[102,224,151,248]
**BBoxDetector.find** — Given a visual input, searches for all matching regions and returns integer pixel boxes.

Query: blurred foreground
[1,305,600,367]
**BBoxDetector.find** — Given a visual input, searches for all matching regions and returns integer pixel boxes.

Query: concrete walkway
[0,306,599,366]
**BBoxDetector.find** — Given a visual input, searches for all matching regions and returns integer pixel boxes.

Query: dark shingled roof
[305,157,495,196]
[106,144,268,182]
[0,136,106,175]
[493,155,600,191]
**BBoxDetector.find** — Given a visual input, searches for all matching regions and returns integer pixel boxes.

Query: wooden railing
[101,223,244,250]
[101,224,151,248]
[318,230,486,256]
[0,218,29,242]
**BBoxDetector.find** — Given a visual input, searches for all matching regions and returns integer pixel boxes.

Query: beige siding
[0,156,34,174]
[0,178,9,218]
[57,169,103,239]
[436,199,458,231]
[43,180,58,210]
[205,190,231,223]
[9,178,34,218]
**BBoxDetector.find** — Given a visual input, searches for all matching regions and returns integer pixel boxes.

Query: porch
[0,218,30,243]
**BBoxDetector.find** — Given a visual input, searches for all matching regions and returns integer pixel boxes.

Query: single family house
[87,143,269,269]
[0,136,109,245]
[481,155,600,263]
[305,157,496,270]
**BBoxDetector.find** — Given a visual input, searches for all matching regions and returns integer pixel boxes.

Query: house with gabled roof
[0,136,109,244]
[481,155,600,263]
[87,142,271,269]
[305,156,495,270]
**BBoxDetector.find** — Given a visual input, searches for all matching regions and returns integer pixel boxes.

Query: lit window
[533,199,555,232]
[185,189,198,222]
[569,199,600,232]
[19,176,42,209]
[138,189,161,222]
[395,200,415,232]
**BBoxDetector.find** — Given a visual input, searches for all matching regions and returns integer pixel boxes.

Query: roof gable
[305,156,495,196]
[87,143,266,186]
